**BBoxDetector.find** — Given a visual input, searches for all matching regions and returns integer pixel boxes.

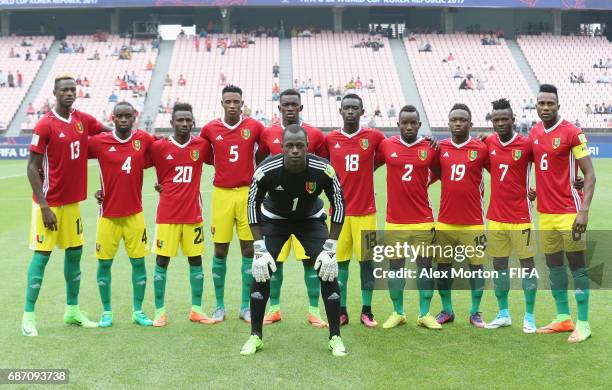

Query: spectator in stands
[475,78,486,90]
[467,78,474,90]
[594,59,604,69]
[273,62,279,78]
[7,72,14,88]
[446,52,455,62]
[459,78,470,90]
[88,50,100,60]
[298,81,307,94]
[243,104,252,117]
[597,73,610,84]
[164,74,173,87]
[374,106,382,117]
[77,88,84,98]
[83,77,90,87]
[145,116,153,133]
[205,37,212,53]
[25,50,31,61]
[594,104,600,114]
[465,67,473,79]
[569,72,578,84]
[108,91,118,103]
[9,47,15,58]
[194,36,200,52]
[585,104,592,116]
[219,72,227,86]
[453,66,464,79]
[21,37,33,47]
[306,78,314,89]
[27,103,35,119]
[76,75,82,86]
[345,79,356,91]
[574,119,582,128]
[0,71,5,87]
[16,70,22,87]
[577,73,586,84]
[119,47,131,60]
[387,104,396,118]
[314,86,322,98]
[272,83,280,101]
[606,58,612,69]
[145,59,153,71]
[355,77,363,89]
[301,28,312,38]
[178,74,186,87]
[367,79,375,90]
[130,71,138,85]
[485,112,492,126]
[518,114,530,135]
[119,79,128,90]
[418,42,432,52]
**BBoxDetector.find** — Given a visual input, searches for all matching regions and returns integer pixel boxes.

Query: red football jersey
[380,136,437,224]
[259,122,327,157]
[325,127,385,216]
[89,130,155,218]
[485,133,534,223]
[29,109,104,206]
[437,137,489,225]
[199,116,264,188]
[149,136,211,224]
[530,119,587,214]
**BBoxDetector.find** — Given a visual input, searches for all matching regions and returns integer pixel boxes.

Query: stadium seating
[292,31,403,128]
[0,36,53,131]
[404,33,537,129]
[157,34,279,129]
[517,35,612,129]
[24,35,156,130]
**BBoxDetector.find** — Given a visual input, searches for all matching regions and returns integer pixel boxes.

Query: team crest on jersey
[132,140,141,151]
[191,149,200,161]
[305,182,317,194]
[359,139,369,150]
[75,122,84,134]
[552,138,561,149]
[241,129,251,140]
[418,149,428,161]
[324,164,335,178]
[468,150,478,161]
[156,240,164,249]
[512,150,522,160]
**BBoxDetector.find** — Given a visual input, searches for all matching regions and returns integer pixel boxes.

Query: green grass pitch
[0,158,611,389]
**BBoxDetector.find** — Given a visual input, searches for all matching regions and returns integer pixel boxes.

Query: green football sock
[417,266,434,317]
[360,260,374,307]
[269,263,283,307]
[572,267,590,322]
[212,256,227,308]
[154,264,167,309]
[24,251,50,312]
[97,260,113,312]
[129,257,147,312]
[64,247,83,305]
[437,264,453,313]
[388,262,406,315]
[303,263,320,308]
[469,266,485,315]
[338,261,349,308]
[241,257,253,310]
[549,265,570,316]
[493,268,510,312]
[522,269,537,315]
[190,265,204,307]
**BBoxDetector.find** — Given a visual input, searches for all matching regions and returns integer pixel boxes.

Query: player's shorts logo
[156,240,164,249]
[305,181,317,194]
[211,226,215,235]
[36,234,44,244]
[360,139,369,150]
[191,149,200,161]
[552,137,561,149]
[132,140,141,151]
[512,149,522,161]
[75,122,84,134]
[95,243,101,253]
[419,149,428,161]
[468,150,478,161]
[241,129,251,140]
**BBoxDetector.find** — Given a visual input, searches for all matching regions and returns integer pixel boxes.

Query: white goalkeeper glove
[252,239,276,283]
[315,239,338,282]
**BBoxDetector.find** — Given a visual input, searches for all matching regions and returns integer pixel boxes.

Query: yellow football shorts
[211,186,253,243]
[538,213,585,254]
[29,201,84,251]
[487,220,536,259]
[277,234,309,262]
[153,223,204,258]
[96,212,148,259]
[337,213,377,262]
[434,223,487,265]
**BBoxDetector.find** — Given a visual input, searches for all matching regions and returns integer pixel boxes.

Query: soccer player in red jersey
[199,85,265,323]
[530,84,596,343]
[432,103,489,328]
[378,105,441,330]
[22,74,111,336]
[149,103,214,327]
[482,99,539,332]
[325,93,385,327]
[257,89,328,328]
[89,102,156,328]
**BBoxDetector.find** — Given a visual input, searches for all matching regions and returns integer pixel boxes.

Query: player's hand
[573,210,588,234]
[41,206,58,231]
[527,187,536,201]
[154,183,163,193]
[573,176,584,190]
[94,189,104,205]
[476,133,489,142]
[423,135,439,150]
[252,239,277,282]
[315,239,338,282]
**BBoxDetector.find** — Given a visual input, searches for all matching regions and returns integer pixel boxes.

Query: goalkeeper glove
[252,239,276,283]
[315,239,338,282]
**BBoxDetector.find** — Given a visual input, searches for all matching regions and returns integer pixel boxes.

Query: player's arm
[574,155,596,233]
[316,166,345,281]
[27,152,57,231]
[247,167,276,281]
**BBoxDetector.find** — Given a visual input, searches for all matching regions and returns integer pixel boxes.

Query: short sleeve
[258,130,270,156]
[201,138,213,164]
[199,124,209,141]
[30,119,50,154]
[88,136,99,159]
[82,112,104,135]
[374,131,386,166]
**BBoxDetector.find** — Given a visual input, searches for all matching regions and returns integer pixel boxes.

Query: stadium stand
[0,36,53,132]
[517,35,612,129]
[404,33,537,129]
[156,34,279,129]
[23,35,156,130]
[292,31,403,128]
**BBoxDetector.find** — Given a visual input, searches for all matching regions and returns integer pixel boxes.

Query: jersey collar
[340,127,362,139]
[497,132,517,147]
[399,136,423,148]
[450,136,471,149]
[543,117,564,133]
[112,130,134,143]
[169,135,192,148]
[51,108,74,124]
[221,115,244,130]
[281,120,303,130]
